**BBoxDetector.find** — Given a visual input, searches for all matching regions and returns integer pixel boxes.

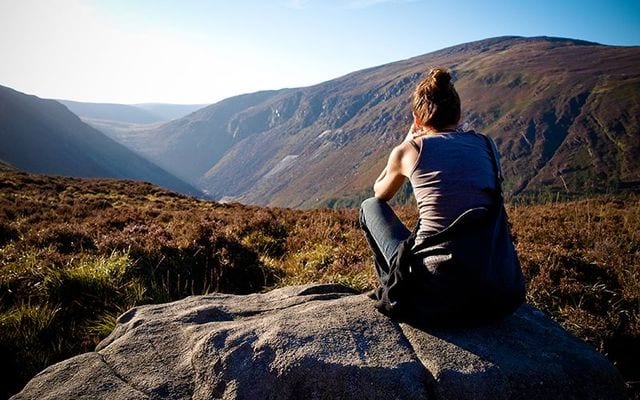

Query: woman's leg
[359,197,411,282]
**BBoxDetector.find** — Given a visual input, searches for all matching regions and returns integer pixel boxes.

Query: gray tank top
[409,131,497,238]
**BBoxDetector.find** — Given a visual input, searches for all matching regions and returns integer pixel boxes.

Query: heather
[0,170,638,397]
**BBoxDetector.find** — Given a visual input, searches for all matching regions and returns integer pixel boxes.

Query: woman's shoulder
[417,131,493,160]
[391,139,421,176]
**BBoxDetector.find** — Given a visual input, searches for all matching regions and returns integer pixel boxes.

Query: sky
[0,0,638,105]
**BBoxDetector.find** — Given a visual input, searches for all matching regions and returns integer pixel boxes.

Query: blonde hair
[412,67,461,131]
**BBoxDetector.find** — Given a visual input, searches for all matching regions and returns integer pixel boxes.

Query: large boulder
[12,284,625,399]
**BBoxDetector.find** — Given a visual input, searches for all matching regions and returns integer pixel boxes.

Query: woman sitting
[359,67,525,325]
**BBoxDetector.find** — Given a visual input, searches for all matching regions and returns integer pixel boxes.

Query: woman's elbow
[373,184,392,201]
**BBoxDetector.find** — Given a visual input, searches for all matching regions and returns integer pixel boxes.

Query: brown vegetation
[0,170,638,398]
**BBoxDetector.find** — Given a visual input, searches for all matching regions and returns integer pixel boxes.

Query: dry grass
[0,170,638,398]
[508,197,639,394]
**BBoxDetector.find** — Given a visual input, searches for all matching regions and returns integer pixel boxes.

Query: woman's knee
[360,197,380,224]
[360,196,385,211]
[360,197,393,228]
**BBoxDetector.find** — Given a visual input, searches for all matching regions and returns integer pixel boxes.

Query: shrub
[0,303,63,398]
[0,170,637,397]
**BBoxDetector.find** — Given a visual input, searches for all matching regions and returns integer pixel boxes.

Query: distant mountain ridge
[57,100,207,124]
[0,85,204,197]
[56,100,210,163]
[57,99,163,124]
[134,103,209,122]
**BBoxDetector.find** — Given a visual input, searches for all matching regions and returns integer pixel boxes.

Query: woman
[360,67,525,324]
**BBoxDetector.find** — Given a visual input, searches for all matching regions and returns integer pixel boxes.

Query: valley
[2,36,638,207]
[83,37,640,207]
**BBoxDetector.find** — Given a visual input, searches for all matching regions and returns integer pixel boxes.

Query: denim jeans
[359,197,411,282]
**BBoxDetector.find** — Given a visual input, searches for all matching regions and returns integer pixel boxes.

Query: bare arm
[373,118,424,201]
[373,143,416,201]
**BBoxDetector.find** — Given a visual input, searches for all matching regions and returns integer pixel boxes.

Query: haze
[0,0,638,104]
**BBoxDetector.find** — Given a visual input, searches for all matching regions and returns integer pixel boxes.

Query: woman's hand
[403,122,424,142]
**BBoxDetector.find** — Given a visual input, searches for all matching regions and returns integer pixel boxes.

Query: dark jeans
[359,197,411,282]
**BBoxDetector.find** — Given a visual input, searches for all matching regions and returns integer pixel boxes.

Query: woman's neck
[414,124,459,138]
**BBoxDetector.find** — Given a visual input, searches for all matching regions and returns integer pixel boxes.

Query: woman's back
[410,130,496,237]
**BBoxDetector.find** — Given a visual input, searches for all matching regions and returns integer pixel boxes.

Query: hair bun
[428,67,452,90]
[412,66,460,130]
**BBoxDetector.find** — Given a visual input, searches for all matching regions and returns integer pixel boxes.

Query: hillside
[0,170,638,397]
[103,90,281,183]
[114,36,640,207]
[0,85,203,197]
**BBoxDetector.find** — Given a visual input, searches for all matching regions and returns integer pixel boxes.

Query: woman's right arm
[373,140,418,201]
[373,146,405,201]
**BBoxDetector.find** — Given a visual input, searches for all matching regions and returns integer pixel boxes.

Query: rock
[12,284,626,400]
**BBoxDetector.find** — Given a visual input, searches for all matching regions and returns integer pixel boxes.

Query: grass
[509,197,639,388]
[0,170,638,398]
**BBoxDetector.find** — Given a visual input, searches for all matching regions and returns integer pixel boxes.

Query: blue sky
[0,0,638,104]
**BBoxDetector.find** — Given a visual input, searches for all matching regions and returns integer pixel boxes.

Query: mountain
[106,91,281,183]
[91,36,640,207]
[0,85,204,197]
